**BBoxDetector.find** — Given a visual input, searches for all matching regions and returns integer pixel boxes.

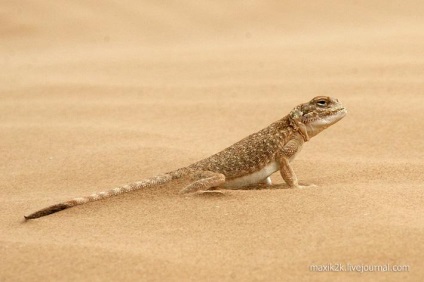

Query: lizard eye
[316,100,327,107]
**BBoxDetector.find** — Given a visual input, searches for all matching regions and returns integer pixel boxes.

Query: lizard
[24,96,347,220]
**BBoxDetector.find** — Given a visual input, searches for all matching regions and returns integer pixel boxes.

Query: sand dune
[1,1,424,281]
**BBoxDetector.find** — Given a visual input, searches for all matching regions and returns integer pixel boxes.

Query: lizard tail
[24,170,184,220]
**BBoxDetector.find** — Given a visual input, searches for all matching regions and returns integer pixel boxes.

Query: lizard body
[24,96,346,220]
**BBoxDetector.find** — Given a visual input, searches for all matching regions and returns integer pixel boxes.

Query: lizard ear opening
[290,107,303,119]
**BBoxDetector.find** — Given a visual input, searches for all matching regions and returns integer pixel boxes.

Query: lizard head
[290,96,347,139]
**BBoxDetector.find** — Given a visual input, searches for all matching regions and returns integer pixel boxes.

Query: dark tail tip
[24,203,70,220]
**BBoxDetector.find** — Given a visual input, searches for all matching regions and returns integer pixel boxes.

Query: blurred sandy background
[1,1,424,281]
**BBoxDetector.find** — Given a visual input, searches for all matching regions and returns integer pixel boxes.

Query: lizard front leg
[279,137,315,189]
[279,157,300,188]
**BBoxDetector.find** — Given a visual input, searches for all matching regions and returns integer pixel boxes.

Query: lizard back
[188,115,298,179]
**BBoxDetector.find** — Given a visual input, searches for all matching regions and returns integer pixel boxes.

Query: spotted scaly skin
[24,96,347,220]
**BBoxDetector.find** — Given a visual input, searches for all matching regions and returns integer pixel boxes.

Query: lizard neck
[288,116,310,142]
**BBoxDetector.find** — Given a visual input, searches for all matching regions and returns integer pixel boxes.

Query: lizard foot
[291,184,317,189]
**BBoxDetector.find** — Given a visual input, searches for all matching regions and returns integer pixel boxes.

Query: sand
[1,1,424,281]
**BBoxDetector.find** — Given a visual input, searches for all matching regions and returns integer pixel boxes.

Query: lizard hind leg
[179,171,226,194]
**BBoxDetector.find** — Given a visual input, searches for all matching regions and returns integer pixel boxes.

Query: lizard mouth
[302,107,347,124]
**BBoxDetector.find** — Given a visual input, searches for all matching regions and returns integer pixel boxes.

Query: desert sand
[1,1,424,281]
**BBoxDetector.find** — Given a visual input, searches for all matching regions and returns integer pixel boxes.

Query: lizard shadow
[227,183,290,191]
[193,183,292,199]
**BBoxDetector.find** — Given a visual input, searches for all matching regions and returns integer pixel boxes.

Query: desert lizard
[24,96,347,220]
